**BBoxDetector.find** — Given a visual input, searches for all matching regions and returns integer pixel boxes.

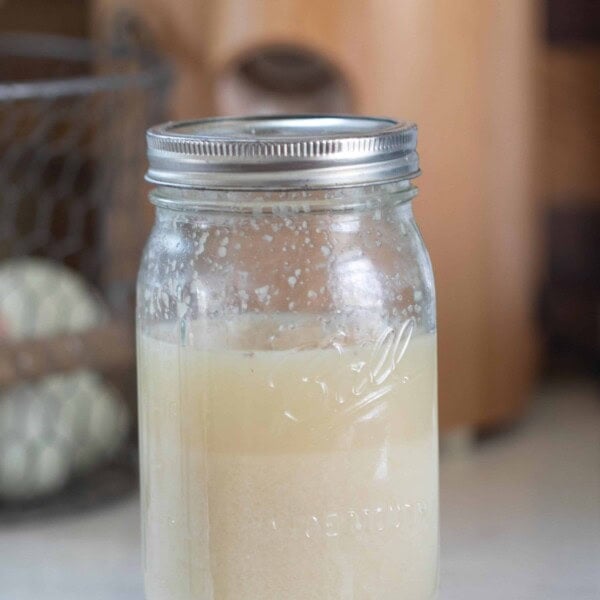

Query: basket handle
[0,320,134,388]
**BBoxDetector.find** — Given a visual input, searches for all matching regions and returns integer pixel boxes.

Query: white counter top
[1,382,598,599]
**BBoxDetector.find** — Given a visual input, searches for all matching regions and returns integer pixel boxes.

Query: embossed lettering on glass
[137,116,438,599]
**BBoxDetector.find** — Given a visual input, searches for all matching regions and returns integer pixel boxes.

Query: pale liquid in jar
[138,323,438,599]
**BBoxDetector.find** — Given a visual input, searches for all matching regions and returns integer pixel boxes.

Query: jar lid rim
[146,115,420,190]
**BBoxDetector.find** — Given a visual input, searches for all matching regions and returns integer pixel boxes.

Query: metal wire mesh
[0,33,169,520]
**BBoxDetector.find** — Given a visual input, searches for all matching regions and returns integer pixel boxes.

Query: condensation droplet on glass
[255,285,270,303]
[194,232,209,256]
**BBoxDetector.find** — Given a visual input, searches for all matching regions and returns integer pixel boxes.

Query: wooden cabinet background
[93,0,540,432]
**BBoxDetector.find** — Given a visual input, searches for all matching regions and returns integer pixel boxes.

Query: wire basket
[0,32,169,522]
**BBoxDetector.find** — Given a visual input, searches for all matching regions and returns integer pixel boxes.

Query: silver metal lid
[146,115,419,190]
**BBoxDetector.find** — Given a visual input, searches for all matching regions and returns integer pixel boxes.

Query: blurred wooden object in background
[543,48,600,206]
[93,0,539,432]
[540,0,600,374]
[0,0,89,37]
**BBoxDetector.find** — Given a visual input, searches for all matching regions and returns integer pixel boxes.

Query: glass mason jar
[137,116,438,599]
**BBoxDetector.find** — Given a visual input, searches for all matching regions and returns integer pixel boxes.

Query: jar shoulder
[137,204,435,336]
